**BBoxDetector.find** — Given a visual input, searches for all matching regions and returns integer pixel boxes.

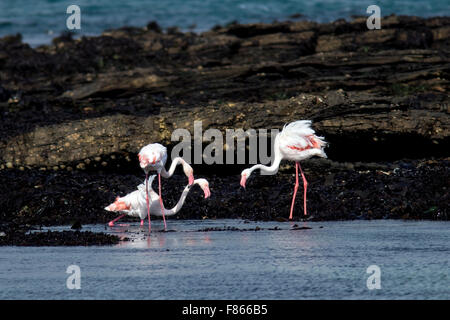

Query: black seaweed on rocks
[0,159,447,230]
[0,230,121,246]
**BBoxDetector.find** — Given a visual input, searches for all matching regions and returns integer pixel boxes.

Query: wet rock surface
[1,158,447,229]
[1,15,449,168]
[0,230,121,246]
[0,16,448,245]
[0,158,448,245]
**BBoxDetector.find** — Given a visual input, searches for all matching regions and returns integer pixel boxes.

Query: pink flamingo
[240,120,327,219]
[138,143,194,232]
[105,175,210,227]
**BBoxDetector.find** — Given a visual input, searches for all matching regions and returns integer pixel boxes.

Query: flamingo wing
[278,120,327,159]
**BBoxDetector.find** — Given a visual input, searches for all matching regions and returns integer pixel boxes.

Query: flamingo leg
[158,173,167,231]
[289,162,300,220]
[145,173,151,233]
[298,163,308,216]
[108,214,126,227]
[140,219,144,226]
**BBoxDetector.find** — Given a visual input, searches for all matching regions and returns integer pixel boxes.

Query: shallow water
[0,219,449,299]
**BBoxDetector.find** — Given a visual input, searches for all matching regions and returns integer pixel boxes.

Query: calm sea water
[0,0,448,46]
[0,219,448,299]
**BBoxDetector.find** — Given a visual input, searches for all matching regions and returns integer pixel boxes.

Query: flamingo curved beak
[240,175,247,189]
[203,186,211,199]
[139,160,146,169]
[189,174,194,186]
[104,206,111,211]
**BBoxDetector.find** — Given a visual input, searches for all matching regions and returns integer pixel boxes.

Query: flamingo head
[195,179,211,199]
[138,152,158,170]
[104,196,130,212]
[240,169,251,188]
[138,153,147,169]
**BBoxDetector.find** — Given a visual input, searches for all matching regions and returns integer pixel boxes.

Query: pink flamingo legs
[145,173,152,232]
[141,172,167,232]
[108,214,126,227]
[158,173,167,231]
[144,173,167,232]
[289,162,308,220]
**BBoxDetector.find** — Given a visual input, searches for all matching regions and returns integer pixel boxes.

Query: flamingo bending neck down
[138,143,194,232]
[240,120,327,219]
[105,175,210,227]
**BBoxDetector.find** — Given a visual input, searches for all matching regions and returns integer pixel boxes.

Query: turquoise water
[0,0,449,46]
[0,220,449,299]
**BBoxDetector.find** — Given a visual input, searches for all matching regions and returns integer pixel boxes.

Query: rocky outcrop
[0,16,449,170]
[0,16,448,236]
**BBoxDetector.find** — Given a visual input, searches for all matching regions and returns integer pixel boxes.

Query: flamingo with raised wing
[138,143,194,231]
[240,120,327,219]
[105,175,210,227]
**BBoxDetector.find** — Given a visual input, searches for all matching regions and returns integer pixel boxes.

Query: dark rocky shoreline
[0,157,448,246]
[0,15,448,245]
[0,230,122,246]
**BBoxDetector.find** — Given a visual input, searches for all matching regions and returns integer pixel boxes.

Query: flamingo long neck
[163,183,196,216]
[249,142,282,175]
[160,157,186,178]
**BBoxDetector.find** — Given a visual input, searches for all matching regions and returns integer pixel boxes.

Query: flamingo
[240,120,327,219]
[105,175,210,227]
[138,143,194,232]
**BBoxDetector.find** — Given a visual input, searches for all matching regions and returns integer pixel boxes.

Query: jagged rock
[0,16,448,239]
[0,16,448,169]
